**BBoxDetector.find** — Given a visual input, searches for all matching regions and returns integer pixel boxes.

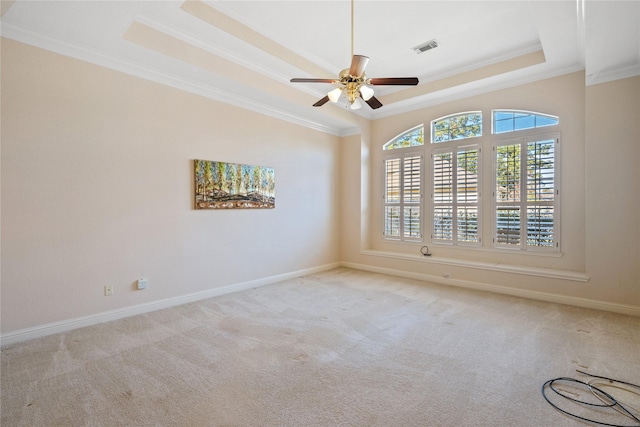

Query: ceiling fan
[290,0,419,110]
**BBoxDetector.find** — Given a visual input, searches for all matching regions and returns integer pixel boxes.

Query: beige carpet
[2,268,639,426]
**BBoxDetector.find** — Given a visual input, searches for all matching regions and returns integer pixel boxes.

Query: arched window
[431,112,482,143]
[383,125,424,150]
[492,110,559,134]
[379,110,560,253]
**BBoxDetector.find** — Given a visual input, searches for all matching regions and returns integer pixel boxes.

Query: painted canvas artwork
[194,159,275,209]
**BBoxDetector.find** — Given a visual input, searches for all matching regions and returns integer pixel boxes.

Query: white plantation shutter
[384,158,401,237]
[495,143,521,246]
[526,139,556,248]
[432,145,481,245]
[494,134,559,251]
[384,153,423,241]
[433,152,453,240]
[385,158,401,204]
[456,149,479,243]
[496,207,521,245]
[403,155,422,239]
[404,155,421,204]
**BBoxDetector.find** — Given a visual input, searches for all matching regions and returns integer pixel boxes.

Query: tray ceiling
[2,1,639,135]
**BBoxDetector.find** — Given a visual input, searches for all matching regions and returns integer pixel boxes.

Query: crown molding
[586,62,640,86]
[134,13,294,87]
[1,22,345,136]
[371,62,585,120]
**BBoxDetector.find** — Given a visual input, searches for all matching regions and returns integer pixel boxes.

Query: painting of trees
[194,159,275,209]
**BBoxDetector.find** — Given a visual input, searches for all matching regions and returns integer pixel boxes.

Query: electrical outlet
[104,285,113,296]
[137,278,147,290]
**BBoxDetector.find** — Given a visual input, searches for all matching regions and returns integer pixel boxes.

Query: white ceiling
[2,0,639,136]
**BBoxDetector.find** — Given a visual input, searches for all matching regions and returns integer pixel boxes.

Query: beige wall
[2,38,639,340]
[341,73,639,310]
[1,39,341,333]
[585,76,640,304]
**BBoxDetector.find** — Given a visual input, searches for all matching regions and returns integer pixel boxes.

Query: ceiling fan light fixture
[360,85,374,101]
[289,0,418,111]
[328,87,343,103]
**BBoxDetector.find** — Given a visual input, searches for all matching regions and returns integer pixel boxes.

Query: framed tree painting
[194,159,275,209]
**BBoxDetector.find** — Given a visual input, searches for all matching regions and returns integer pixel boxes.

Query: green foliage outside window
[494,139,556,248]
[384,126,424,150]
[432,113,482,143]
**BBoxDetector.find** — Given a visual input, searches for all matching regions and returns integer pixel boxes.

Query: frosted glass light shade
[328,87,342,103]
[350,98,362,110]
[360,85,374,101]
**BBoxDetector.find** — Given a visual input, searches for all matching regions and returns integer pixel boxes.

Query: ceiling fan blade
[291,78,335,83]
[364,95,383,110]
[369,77,419,86]
[349,55,370,77]
[313,96,330,107]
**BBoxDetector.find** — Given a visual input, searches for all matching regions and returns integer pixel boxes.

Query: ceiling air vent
[412,39,439,54]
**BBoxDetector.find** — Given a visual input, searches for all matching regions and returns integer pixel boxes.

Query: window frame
[429,143,482,247]
[492,132,561,252]
[379,111,561,256]
[383,148,424,242]
[492,109,559,134]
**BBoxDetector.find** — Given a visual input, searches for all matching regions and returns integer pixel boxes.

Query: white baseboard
[0,263,340,347]
[341,262,640,317]
[3,260,636,347]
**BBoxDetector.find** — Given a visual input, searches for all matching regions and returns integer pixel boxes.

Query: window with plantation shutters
[384,152,423,241]
[403,155,422,239]
[493,134,559,251]
[380,111,560,255]
[432,145,481,245]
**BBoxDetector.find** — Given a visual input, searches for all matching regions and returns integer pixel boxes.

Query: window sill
[361,249,589,282]
[382,239,564,258]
